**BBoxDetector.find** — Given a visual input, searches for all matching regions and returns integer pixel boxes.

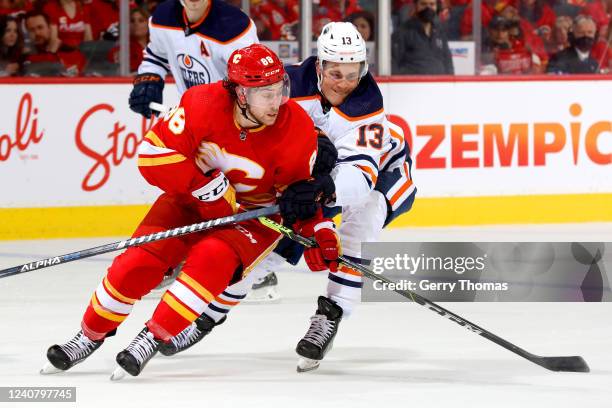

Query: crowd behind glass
[1,0,610,77]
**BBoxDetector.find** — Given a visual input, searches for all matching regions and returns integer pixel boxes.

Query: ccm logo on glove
[192,170,230,202]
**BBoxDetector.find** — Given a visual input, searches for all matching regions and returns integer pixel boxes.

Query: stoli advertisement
[0,84,179,208]
[0,78,610,233]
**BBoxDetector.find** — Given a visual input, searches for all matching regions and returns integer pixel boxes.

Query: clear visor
[238,74,291,108]
[321,60,366,82]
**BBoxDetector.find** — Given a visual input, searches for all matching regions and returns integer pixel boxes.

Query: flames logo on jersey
[196,141,265,193]
[177,53,211,89]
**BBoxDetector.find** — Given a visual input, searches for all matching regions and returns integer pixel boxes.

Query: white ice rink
[1,223,611,408]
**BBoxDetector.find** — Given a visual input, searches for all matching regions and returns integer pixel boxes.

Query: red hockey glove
[296,215,341,272]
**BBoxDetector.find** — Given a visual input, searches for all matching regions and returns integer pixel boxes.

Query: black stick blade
[537,356,590,372]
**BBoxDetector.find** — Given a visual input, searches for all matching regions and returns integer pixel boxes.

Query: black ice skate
[111,328,160,380]
[296,296,343,373]
[42,330,105,374]
[245,271,280,302]
[159,314,226,356]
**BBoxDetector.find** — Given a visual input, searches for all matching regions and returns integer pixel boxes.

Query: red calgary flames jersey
[138,82,318,208]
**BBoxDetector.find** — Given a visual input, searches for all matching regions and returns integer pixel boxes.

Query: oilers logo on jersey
[177,53,211,88]
[139,0,258,95]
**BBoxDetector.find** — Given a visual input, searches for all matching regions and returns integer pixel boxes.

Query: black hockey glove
[129,73,164,118]
[279,174,335,226]
[312,133,338,177]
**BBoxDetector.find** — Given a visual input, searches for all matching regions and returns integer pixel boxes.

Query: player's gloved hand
[312,132,338,177]
[129,73,164,118]
[295,213,341,272]
[191,169,237,220]
[279,175,335,226]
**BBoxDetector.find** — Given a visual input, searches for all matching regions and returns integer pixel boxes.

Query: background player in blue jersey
[128,0,258,118]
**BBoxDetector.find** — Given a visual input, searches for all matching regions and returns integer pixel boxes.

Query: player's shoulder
[283,99,315,126]
[150,0,183,29]
[335,72,384,120]
[286,56,319,99]
[273,99,315,140]
[198,1,252,43]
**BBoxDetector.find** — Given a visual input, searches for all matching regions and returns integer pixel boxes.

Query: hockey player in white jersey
[128,0,258,118]
[160,22,416,373]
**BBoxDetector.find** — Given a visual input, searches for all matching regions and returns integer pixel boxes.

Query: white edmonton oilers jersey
[285,57,408,207]
[139,0,258,95]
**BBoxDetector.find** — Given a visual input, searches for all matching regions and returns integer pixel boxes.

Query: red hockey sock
[81,247,170,340]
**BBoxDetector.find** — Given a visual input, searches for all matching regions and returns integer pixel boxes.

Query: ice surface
[0,224,611,408]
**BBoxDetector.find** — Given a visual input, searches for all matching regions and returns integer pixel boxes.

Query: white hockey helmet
[316,22,368,80]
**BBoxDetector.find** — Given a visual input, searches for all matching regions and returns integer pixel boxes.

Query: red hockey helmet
[227,44,290,108]
[227,44,286,87]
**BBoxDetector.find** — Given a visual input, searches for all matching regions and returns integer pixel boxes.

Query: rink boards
[0,76,610,239]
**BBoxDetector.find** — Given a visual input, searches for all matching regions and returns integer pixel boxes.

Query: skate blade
[243,287,281,304]
[40,362,63,375]
[110,366,127,381]
[297,357,320,373]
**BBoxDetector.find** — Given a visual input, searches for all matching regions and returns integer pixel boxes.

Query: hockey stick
[0,206,279,280]
[258,216,590,373]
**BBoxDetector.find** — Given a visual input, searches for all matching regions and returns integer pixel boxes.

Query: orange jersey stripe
[357,165,378,184]
[150,20,253,45]
[333,107,384,122]
[292,95,321,102]
[389,127,404,145]
[338,265,363,277]
[390,178,414,206]
[215,297,240,306]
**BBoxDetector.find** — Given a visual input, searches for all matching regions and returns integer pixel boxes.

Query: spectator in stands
[251,12,273,41]
[460,0,496,40]
[0,14,24,75]
[108,6,148,73]
[546,15,573,55]
[498,2,548,68]
[392,0,454,74]
[140,0,161,14]
[392,0,414,28]
[316,0,362,21]
[43,0,92,53]
[481,15,540,74]
[0,0,32,18]
[346,10,375,41]
[518,0,556,43]
[547,14,600,73]
[591,18,612,71]
[84,0,118,41]
[24,10,85,75]
[314,0,362,38]
[581,0,612,40]
[251,0,299,40]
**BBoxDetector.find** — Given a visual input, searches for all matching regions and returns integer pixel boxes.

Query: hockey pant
[81,193,281,341]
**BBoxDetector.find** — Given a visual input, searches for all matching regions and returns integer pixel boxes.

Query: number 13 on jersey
[356,123,383,150]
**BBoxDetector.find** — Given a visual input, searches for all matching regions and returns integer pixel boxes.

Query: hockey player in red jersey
[42,44,340,377]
